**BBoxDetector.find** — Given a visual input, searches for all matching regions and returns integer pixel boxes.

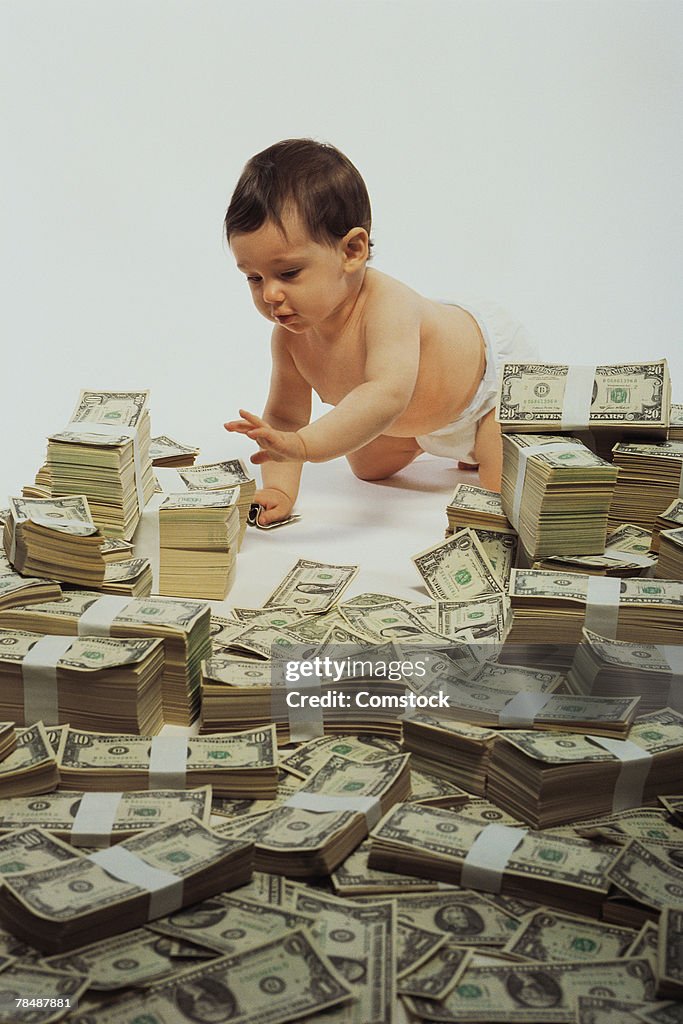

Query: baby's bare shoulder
[362,268,428,324]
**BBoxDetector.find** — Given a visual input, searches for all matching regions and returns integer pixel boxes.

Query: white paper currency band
[561,365,597,430]
[605,550,655,568]
[498,691,554,727]
[132,494,164,592]
[461,823,528,893]
[284,792,382,829]
[588,735,652,812]
[88,845,183,918]
[77,595,134,637]
[154,468,188,494]
[656,645,683,713]
[149,735,188,789]
[72,792,123,845]
[584,576,621,639]
[510,442,579,531]
[64,420,144,512]
[284,677,324,743]
[21,635,75,724]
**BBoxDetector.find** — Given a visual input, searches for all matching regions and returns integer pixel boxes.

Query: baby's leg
[473,409,503,492]
[347,434,422,481]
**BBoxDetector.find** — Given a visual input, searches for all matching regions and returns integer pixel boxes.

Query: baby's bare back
[288,269,486,438]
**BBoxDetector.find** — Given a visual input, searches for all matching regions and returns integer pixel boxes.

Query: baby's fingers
[224,420,254,434]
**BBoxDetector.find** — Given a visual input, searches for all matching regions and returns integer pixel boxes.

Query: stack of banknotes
[655,527,683,580]
[158,490,240,599]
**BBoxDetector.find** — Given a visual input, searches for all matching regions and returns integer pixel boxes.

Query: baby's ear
[342,227,369,266]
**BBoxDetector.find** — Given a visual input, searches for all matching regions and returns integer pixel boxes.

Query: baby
[224,139,537,524]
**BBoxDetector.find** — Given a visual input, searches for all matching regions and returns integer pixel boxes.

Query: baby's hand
[252,487,294,525]
[224,410,307,464]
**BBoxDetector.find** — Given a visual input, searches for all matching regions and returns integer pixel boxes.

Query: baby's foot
[457,461,479,471]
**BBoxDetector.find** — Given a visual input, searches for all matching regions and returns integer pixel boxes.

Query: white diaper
[415,298,539,463]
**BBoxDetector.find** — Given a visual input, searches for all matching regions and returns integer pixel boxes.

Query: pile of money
[4,495,106,588]
[178,460,256,547]
[0,723,59,798]
[56,724,279,798]
[669,403,683,440]
[501,434,618,559]
[95,556,153,597]
[150,435,200,467]
[610,441,683,530]
[43,390,156,539]
[0,591,211,726]
[656,527,683,580]
[486,709,683,827]
[158,490,240,600]
[445,482,512,535]
[658,908,683,998]
[0,818,254,952]
[0,722,16,764]
[100,536,134,563]
[532,523,656,577]
[413,528,503,602]
[566,628,681,715]
[401,713,496,795]
[652,498,683,551]
[0,550,62,610]
[605,838,683,927]
[0,630,165,733]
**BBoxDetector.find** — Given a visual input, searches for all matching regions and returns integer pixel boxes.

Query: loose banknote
[412,529,503,602]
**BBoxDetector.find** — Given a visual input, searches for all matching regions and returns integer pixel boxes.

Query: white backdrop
[3,0,682,511]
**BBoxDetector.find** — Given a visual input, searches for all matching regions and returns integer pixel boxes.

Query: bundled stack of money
[669,403,683,440]
[501,434,618,559]
[96,556,153,597]
[433,593,509,642]
[652,498,683,551]
[150,435,200,467]
[43,390,156,539]
[0,631,165,733]
[0,592,211,726]
[0,788,212,847]
[178,460,256,547]
[368,802,618,916]
[566,628,681,715]
[412,528,503,602]
[0,723,59,798]
[56,724,279,798]
[401,713,496,795]
[100,536,134,563]
[656,528,683,580]
[4,495,107,588]
[610,441,683,530]
[0,551,62,610]
[158,490,240,600]
[445,483,512,536]
[0,818,254,952]
[533,523,656,577]
[486,709,683,828]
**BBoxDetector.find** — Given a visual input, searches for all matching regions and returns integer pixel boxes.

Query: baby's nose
[262,280,285,304]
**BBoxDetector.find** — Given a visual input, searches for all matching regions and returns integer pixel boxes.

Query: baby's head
[224,138,373,258]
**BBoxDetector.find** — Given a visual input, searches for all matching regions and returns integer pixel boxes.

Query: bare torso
[283,268,486,437]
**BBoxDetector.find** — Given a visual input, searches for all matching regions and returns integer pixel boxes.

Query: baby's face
[230,211,354,334]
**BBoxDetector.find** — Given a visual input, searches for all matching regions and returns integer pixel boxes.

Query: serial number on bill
[14,998,73,1008]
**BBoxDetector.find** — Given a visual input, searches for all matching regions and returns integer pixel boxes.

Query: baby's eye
[281,270,300,279]
[246,275,261,284]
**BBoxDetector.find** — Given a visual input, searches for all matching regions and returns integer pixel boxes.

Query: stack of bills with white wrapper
[532,523,656,577]
[214,752,411,877]
[4,495,107,588]
[0,817,254,953]
[0,787,213,847]
[177,459,255,547]
[43,390,156,540]
[655,527,683,580]
[445,483,512,536]
[566,628,682,715]
[0,630,164,733]
[158,490,240,600]
[0,591,211,726]
[401,713,496,796]
[652,497,683,551]
[0,549,62,610]
[0,723,59,798]
[367,802,618,917]
[150,435,200,467]
[56,724,279,798]
[610,441,683,531]
[486,708,683,828]
[501,434,618,559]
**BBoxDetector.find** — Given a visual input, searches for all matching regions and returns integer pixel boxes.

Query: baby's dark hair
[224,139,373,257]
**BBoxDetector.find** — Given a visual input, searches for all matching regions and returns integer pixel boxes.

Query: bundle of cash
[150,435,200,467]
[178,459,256,547]
[95,555,153,597]
[0,723,59,798]
[215,752,411,876]
[506,569,683,647]
[652,498,683,551]
[0,591,211,726]
[0,551,62,610]
[0,788,212,847]
[100,536,134,563]
[0,629,164,733]
[412,528,503,602]
[532,523,656,577]
[610,441,683,531]
[445,483,512,535]
[486,709,683,828]
[44,390,156,539]
[4,495,106,588]
[158,490,240,600]
[434,593,510,642]
[501,434,618,559]
[566,628,681,715]
[56,724,278,798]
[656,528,683,580]
[669,403,683,439]
[0,817,254,953]
[368,802,618,916]
[496,359,670,435]
[401,713,496,795]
